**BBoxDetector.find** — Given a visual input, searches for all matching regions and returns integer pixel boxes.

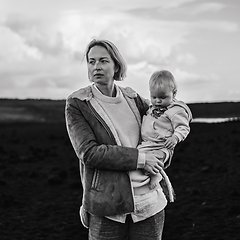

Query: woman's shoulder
[118,85,150,114]
[67,85,93,101]
[118,85,138,98]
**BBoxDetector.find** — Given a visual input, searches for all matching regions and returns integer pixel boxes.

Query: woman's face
[87,45,116,86]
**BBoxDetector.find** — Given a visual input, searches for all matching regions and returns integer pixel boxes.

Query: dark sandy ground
[0,120,240,239]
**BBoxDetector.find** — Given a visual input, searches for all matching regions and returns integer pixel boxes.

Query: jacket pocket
[91,169,100,189]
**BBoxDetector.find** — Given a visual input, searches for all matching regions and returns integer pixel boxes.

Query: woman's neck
[94,83,116,97]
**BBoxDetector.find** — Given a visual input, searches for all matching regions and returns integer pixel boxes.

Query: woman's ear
[173,90,177,98]
[115,65,119,72]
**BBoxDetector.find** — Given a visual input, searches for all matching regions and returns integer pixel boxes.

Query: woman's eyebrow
[89,56,109,60]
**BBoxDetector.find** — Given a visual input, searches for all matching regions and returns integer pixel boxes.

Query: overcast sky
[0,0,239,103]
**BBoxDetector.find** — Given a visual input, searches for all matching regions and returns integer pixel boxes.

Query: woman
[65,39,172,240]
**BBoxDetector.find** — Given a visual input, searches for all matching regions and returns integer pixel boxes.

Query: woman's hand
[144,151,165,175]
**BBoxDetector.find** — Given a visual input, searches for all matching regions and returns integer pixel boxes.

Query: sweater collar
[91,84,123,104]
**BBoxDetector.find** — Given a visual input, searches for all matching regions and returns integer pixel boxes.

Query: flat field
[0,99,240,239]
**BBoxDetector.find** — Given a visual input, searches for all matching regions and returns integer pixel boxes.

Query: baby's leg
[149,173,163,190]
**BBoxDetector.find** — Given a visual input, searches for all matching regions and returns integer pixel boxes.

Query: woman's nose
[94,62,102,70]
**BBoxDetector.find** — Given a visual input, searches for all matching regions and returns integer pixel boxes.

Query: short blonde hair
[149,70,177,95]
[85,39,127,81]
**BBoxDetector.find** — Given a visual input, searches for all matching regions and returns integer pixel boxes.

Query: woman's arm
[65,97,139,171]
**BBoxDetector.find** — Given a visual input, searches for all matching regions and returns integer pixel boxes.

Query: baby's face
[150,87,174,108]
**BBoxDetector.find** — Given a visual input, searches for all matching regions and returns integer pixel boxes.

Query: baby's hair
[149,70,177,96]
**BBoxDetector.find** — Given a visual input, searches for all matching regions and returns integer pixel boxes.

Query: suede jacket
[65,85,149,216]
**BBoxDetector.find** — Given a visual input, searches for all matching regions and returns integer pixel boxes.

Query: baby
[138,70,192,200]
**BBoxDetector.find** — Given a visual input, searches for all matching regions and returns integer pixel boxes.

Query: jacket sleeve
[65,97,139,171]
[134,94,150,120]
[170,107,191,142]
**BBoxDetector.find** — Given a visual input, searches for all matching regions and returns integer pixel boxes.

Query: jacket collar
[68,84,138,101]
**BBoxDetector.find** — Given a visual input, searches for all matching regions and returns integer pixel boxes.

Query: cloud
[174,68,220,83]
[0,13,88,98]
[226,89,240,102]
[0,0,198,15]
[58,4,193,61]
[176,53,196,65]
[190,2,225,14]
[192,20,239,32]
[0,77,15,89]
[0,62,87,99]
[0,0,239,103]
[0,9,215,100]
[98,17,190,64]
[3,14,73,58]
[119,0,196,10]
[0,25,42,63]
[1,5,193,65]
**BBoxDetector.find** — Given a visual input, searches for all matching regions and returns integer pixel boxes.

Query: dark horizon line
[0,97,240,105]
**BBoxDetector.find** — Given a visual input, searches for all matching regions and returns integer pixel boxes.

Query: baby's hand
[164,136,178,150]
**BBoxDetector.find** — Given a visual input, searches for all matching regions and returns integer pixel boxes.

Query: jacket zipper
[91,168,100,189]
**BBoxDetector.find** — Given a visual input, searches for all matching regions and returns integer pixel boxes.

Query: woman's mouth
[94,73,104,77]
